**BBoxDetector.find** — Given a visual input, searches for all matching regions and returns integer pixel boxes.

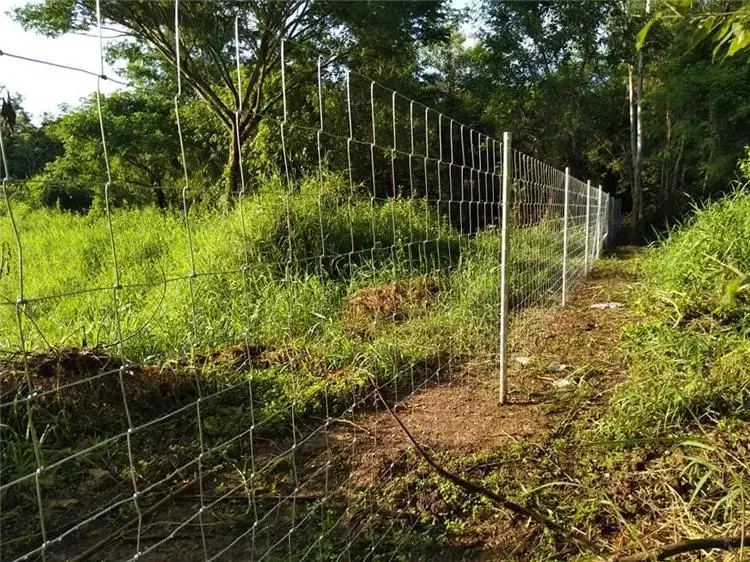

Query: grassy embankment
[379,187,750,560]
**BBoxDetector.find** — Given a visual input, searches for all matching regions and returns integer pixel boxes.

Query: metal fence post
[594,184,602,259]
[584,179,591,272]
[608,195,617,250]
[499,132,511,405]
[606,194,612,250]
[562,167,570,306]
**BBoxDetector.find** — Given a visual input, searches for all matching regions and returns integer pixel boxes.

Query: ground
[7,247,716,561]
[327,248,644,561]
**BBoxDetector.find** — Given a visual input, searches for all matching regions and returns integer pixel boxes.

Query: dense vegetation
[1,1,749,235]
[606,185,750,438]
[1,0,749,560]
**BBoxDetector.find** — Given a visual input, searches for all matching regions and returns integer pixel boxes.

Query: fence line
[0,7,619,560]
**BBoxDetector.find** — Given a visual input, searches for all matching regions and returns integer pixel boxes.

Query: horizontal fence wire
[0,5,618,560]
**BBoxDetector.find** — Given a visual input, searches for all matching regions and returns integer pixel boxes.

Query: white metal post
[499,132,511,405]
[584,179,591,272]
[594,185,602,259]
[609,194,616,249]
[604,194,611,249]
[562,167,570,306]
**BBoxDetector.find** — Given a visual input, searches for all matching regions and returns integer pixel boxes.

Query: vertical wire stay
[93,1,147,557]
[173,1,209,557]
[0,20,620,561]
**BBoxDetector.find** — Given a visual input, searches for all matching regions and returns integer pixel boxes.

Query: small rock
[591,302,621,309]
[552,378,575,390]
[546,362,567,372]
[515,356,532,365]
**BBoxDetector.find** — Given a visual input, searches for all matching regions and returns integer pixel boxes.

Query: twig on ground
[370,378,603,556]
[615,535,750,561]
[329,417,374,436]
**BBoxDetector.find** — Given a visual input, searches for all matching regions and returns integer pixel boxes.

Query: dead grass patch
[341,277,440,338]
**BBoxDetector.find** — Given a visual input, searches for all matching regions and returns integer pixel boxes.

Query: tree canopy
[5,0,749,234]
[14,0,451,201]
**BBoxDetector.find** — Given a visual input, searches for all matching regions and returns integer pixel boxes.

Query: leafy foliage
[640,0,750,58]
[14,0,452,200]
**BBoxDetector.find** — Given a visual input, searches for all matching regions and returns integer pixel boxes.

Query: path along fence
[0,11,620,562]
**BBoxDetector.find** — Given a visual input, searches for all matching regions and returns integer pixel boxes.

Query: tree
[633,0,750,226]
[0,88,62,182]
[26,88,194,211]
[474,1,631,186]
[419,27,485,127]
[14,0,451,203]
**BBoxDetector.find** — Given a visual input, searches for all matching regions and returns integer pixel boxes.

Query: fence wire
[0,6,617,561]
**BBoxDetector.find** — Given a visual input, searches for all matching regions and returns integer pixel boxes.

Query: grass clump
[601,186,750,438]
[644,186,750,316]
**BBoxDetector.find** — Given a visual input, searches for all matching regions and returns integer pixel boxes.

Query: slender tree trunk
[634,49,645,239]
[149,172,167,209]
[628,59,645,241]
[670,135,685,196]
[225,123,241,205]
[628,67,637,239]
[155,186,167,209]
[629,0,649,241]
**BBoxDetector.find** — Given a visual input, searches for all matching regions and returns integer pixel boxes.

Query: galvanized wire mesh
[0,7,617,560]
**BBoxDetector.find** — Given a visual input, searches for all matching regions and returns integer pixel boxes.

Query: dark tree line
[3,0,749,238]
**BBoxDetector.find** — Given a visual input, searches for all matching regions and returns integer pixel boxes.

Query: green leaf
[727,26,750,57]
[680,440,715,452]
[665,0,692,17]
[690,15,717,47]
[636,18,657,51]
[688,472,711,506]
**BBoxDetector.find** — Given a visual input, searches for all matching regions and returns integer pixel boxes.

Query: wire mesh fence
[0,7,617,561]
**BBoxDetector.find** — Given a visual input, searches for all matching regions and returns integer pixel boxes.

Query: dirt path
[321,250,646,560]
[340,252,643,481]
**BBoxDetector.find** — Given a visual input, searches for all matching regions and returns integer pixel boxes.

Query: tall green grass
[1,174,567,362]
[602,186,750,438]
[0,173,576,433]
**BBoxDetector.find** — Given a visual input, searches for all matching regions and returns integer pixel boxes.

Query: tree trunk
[629,58,645,242]
[155,186,167,209]
[635,50,644,238]
[628,67,637,238]
[225,123,241,205]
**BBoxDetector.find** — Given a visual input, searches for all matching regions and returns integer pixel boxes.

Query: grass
[601,186,750,439]
[1,172,590,560]
[0,173,580,387]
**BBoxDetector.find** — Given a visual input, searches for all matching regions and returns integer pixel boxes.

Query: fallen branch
[616,535,750,561]
[371,381,601,555]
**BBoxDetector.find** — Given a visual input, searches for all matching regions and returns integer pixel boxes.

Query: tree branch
[370,380,601,556]
[616,535,750,562]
